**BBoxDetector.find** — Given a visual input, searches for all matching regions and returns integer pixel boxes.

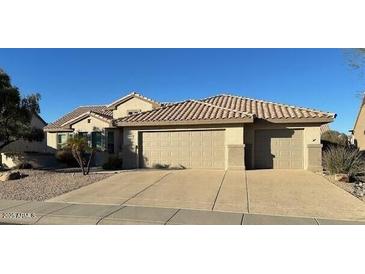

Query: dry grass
[323,146,365,178]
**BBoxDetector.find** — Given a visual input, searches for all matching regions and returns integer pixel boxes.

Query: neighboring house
[1,113,50,168]
[44,92,336,171]
[352,97,365,150]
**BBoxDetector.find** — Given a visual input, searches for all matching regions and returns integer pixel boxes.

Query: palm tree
[66,134,95,175]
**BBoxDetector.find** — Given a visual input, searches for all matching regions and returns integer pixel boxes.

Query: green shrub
[102,156,123,170]
[55,150,79,167]
[323,146,365,177]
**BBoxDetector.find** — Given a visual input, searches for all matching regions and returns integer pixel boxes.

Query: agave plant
[323,145,365,178]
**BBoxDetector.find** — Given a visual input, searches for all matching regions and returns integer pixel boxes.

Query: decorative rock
[334,173,350,183]
[0,171,22,182]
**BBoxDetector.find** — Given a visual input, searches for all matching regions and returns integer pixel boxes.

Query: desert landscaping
[0,168,111,201]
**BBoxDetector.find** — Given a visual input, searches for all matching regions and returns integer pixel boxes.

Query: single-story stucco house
[1,113,51,168]
[44,92,336,171]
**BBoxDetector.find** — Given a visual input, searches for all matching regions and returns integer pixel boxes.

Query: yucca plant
[66,135,95,175]
[323,145,365,178]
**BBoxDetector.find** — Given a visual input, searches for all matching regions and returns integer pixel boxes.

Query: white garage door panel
[254,129,304,169]
[141,130,225,169]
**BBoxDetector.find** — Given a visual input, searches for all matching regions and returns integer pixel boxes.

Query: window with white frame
[57,133,69,149]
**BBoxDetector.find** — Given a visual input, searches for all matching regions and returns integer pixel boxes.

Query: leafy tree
[0,69,44,150]
[321,130,349,146]
[66,135,95,175]
[345,49,365,96]
[346,48,365,70]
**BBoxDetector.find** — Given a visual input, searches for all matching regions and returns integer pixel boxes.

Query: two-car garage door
[140,130,225,169]
[254,129,304,169]
[139,128,304,170]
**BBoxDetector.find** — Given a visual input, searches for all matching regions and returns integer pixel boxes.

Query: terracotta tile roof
[201,94,336,120]
[117,100,254,124]
[45,92,336,131]
[44,105,113,131]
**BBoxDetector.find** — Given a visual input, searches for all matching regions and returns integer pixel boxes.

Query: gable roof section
[61,111,113,127]
[44,106,113,131]
[32,112,47,125]
[202,94,336,121]
[106,92,160,110]
[116,100,254,126]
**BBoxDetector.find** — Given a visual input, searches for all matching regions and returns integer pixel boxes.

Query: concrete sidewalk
[0,199,364,225]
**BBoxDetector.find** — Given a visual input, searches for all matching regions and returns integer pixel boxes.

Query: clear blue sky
[0,48,363,132]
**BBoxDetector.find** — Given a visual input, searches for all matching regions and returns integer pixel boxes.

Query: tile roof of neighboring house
[202,94,336,120]
[33,112,47,126]
[116,100,254,125]
[44,106,113,131]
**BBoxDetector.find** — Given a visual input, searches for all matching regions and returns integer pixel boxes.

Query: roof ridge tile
[217,93,336,117]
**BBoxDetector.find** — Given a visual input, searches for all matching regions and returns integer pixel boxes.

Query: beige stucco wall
[303,126,321,170]
[46,116,110,150]
[122,125,245,170]
[244,121,323,170]
[354,104,365,150]
[1,115,49,154]
[71,116,110,132]
[1,152,59,169]
[225,127,245,170]
[46,117,123,166]
[46,132,58,150]
[112,97,155,119]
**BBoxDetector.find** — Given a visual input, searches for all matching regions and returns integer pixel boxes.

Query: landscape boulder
[334,173,350,183]
[0,171,22,182]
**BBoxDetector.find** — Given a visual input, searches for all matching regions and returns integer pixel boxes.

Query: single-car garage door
[140,130,225,169]
[254,129,303,169]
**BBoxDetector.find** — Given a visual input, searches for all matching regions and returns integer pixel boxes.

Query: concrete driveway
[50,169,247,212]
[49,169,365,221]
[247,170,365,220]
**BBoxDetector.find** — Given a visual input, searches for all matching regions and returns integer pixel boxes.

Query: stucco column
[227,144,246,170]
[225,127,245,170]
[306,144,323,172]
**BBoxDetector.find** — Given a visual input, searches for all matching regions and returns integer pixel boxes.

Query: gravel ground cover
[324,175,365,202]
[0,169,112,201]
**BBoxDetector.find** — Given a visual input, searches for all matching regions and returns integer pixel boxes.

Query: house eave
[43,128,74,133]
[263,117,335,124]
[116,117,254,127]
